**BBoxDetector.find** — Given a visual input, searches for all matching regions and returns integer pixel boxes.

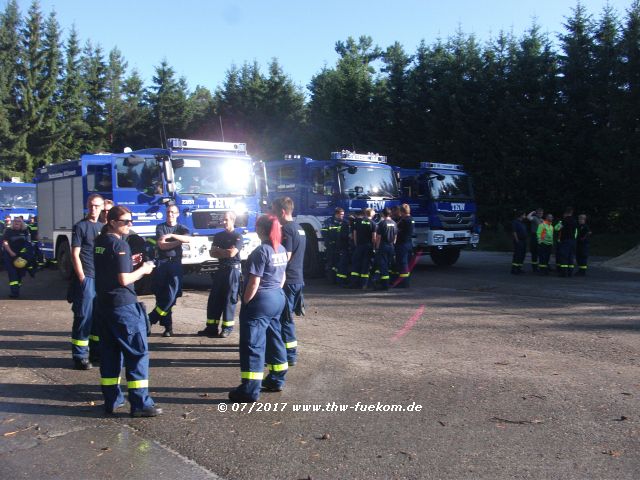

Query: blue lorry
[396,162,479,266]
[35,138,264,279]
[0,181,37,223]
[264,150,401,276]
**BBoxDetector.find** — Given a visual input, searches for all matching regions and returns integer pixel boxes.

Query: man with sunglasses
[69,194,104,370]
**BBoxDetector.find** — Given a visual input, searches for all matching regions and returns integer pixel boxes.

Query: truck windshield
[173,156,256,196]
[0,185,36,208]
[428,174,473,200]
[340,166,398,199]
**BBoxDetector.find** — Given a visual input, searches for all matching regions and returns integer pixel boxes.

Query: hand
[142,261,155,275]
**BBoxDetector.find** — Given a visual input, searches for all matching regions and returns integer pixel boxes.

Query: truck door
[307,165,335,216]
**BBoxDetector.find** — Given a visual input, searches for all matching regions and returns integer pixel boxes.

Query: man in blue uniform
[576,214,591,276]
[374,208,397,290]
[511,211,528,275]
[272,197,306,367]
[322,207,344,283]
[70,194,104,369]
[199,211,244,338]
[350,208,376,289]
[555,206,577,277]
[335,209,352,286]
[394,204,415,288]
[148,203,190,337]
[2,216,33,298]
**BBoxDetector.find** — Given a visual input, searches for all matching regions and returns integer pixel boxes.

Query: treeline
[1,0,639,232]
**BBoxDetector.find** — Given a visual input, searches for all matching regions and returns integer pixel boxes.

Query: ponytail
[256,214,282,250]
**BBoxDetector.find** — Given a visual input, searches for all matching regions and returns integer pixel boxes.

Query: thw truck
[35,138,264,279]
[264,150,401,276]
[0,181,37,221]
[397,162,479,266]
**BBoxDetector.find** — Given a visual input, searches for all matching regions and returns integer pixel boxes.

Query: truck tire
[302,226,323,278]
[430,248,460,267]
[56,239,73,280]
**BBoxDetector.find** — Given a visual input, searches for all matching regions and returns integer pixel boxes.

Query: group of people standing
[68,193,308,417]
[511,207,592,276]
[323,204,415,290]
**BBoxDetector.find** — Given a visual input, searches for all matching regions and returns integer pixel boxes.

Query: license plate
[453,233,466,238]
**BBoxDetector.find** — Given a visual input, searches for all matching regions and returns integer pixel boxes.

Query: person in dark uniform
[350,208,376,289]
[94,205,161,417]
[374,208,397,290]
[576,214,591,276]
[70,194,104,370]
[394,203,415,288]
[2,216,33,298]
[272,197,306,367]
[335,209,352,286]
[199,211,243,338]
[511,211,528,275]
[555,206,577,277]
[228,214,288,403]
[322,207,344,283]
[148,203,190,337]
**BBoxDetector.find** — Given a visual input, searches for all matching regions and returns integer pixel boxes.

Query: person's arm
[210,245,239,259]
[243,274,261,303]
[71,246,85,282]
[280,272,286,289]
[157,235,182,250]
[118,262,154,286]
[2,239,16,257]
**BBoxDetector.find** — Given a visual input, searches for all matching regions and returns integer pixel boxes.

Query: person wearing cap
[2,216,32,298]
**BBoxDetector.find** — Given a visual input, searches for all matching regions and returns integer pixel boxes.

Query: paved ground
[0,251,638,479]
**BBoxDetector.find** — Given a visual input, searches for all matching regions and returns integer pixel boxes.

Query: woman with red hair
[229,214,289,402]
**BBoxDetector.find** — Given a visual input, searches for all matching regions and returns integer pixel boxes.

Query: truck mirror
[171,159,184,169]
[124,155,145,166]
[347,166,358,175]
[355,186,363,194]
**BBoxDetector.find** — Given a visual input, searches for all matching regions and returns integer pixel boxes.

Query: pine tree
[0,0,22,177]
[59,25,87,160]
[118,69,151,150]
[105,47,127,150]
[81,41,108,153]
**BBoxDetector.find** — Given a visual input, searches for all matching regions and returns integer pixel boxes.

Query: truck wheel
[430,248,460,267]
[302,226,323,278]
[56,239,73,280]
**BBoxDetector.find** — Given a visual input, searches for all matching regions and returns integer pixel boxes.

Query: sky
[13,0,636,93]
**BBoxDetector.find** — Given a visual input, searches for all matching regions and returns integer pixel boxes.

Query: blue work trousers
[557,239,576,274]
[237,288,287,400]
[150,259,183,329]
[374,243,395,289]
[350,244,373,288]
[537,244,553,272]
[98,302,155,414]
[281,284,303,364]
[206,264,241,330]
[512,240,527,269]
[335,248,350,285]
[71,276,99,360]
[395,242,412,287]
[576,241,589,270]
[3,252,25,296]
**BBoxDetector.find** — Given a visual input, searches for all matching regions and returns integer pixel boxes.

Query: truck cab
[397,162,479,266]
[35,138,264,279]
[0,181,37,222]
[265,150,400,277]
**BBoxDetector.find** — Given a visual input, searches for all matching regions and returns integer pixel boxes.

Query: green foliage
[0,0,638,235]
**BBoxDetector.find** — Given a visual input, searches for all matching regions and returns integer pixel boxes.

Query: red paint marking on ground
[391,304,425,342]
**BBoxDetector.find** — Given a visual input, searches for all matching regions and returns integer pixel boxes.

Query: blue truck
[264,150,401,276]
[35,138,264,279]
[0,181,37,223]
[396,162,479,266]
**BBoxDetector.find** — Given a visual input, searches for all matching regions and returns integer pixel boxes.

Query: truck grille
[191,211,248,229]
[437,212,474,230]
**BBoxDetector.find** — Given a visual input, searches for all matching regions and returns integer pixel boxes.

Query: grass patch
[477,230,640,257]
